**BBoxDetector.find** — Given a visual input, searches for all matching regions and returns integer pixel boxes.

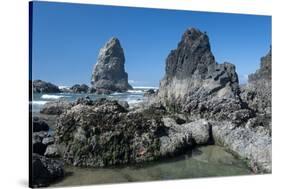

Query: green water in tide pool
[52,145,252,187]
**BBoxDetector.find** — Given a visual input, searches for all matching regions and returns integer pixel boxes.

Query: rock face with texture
[212,121,271,173]
[33,80,61,93]
[55,99,167,167]
[33,117,49,132]
[241,48,272,132]
[31,153,64,187]
[40,100,73,115]
[91,38,133,94]
[157,28,248,122]
[70,84,89,93]
[248,48,272,82]
[54,98,215,167]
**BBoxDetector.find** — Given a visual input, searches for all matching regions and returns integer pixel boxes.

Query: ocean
[32,86,156,112]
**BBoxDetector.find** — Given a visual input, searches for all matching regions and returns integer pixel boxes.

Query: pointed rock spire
[91,37,132,94]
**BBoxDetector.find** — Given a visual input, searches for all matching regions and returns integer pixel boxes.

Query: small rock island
[91,37,133,94]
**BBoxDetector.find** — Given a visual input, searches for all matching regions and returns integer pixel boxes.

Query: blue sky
[31,2,271,87]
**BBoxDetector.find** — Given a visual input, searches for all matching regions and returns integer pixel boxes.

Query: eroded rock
[91,37,133,94]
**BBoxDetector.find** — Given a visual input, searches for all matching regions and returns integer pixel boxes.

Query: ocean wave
[111,92,123,96]
[125,97,143,104]
[41,94,70,99]
[127,90,144,94]
[132,86,158,89]
[127,99,141,104]
[32,100,48,105]
[58,86,69,89]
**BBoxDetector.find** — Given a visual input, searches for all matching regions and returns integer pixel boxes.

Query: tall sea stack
[91,37,132,94]
[157,28,248,122]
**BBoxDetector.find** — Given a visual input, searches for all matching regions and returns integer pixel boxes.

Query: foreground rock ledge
[54,99,215,167]
[212,121,271,173]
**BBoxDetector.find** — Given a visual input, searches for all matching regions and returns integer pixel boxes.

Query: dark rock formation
[74,96,94,106]
[70,84,89,93]
[40,100,73,115]
[31,153,64,187]
[241,48,272,131]
[91,37,133,94]
[144,89,156,97]
[54,99,216,167]
[248,47,272,82]
[33,117,49,132]
[157,28,249,122]
[117,100,129,109]
[150,27,271,173]
[33,80,61,93]
[33,132,48,155]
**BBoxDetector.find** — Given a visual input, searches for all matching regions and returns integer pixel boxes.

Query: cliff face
[157,28,245,122]
[91,37,132,94]
[248,48,272,82]
[241,48,272,131]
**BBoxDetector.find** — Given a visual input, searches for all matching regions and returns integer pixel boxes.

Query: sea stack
[157,28,247,122]
[91,37,133,94]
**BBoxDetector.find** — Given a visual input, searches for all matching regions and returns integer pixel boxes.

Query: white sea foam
[111,92,123,96]
[132,86,158,89]
[127,99,141,104]
[58,86,69,89]
[32,101,48,105]
[41,94,69,99]
[127,90,144,94]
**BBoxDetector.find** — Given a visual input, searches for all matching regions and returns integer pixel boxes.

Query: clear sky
[31,1,271,87]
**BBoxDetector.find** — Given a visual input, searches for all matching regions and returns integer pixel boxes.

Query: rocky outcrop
[44,144,60,158]
[212,121,271,173]
[240,48,272,132]
[55,99,165,167]
[40,100,73,115]
[33,80,61,93]
[152,27,271,173]
[144,89,156,97]
[162,117,212,145]
[70,84,89,93]
[91,37,133,94]
[248,48,272,82]
[33,131,49,155]
[156,28,249,122]
[54,98,216,167]
[32,115,64,187]
[33,117,49,132]
[31,153,64,187]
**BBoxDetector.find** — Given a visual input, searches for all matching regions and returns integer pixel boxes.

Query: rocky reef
[91,37,133,94]
[33,80,61,93]
[54,98,213,167]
